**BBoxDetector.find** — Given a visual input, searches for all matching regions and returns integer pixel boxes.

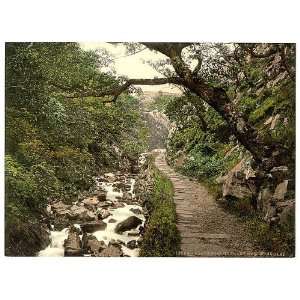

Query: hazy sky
[80,42,180,93]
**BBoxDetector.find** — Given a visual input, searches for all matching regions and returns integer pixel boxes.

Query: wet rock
[138,225,145,234]
[81,232,90,251]
[72,225,82,235]
[64,226,82,256]
[136,237,143,247]
[80,221,107,233]
[87,239,107,256]
[104,173,116,183]
[97,192,107,202]
[68,206,96,221]
[98,245,122,257]
[115,182,126,190]
[128,231,139,237]
[113,202,125,208]
[97,209,111,220]
[109,239,124,247]
[51,201,71,217]
[129,208,142,214]
[97,201,111,208]
[115,216,143,233]
[108,218,117,223]
[127,240,137,249]
[82,197,99,208]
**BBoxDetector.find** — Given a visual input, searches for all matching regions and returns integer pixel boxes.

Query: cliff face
[139,91,178,150]
[143,110,170,150]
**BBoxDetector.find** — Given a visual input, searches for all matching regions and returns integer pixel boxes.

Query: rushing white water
[93,204,145,247]
[38,174,144,257]
[98,181,123,201]
[38,228,69,257]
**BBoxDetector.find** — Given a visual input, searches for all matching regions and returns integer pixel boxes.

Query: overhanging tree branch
[66,42,285,167]
[65,77,184,101]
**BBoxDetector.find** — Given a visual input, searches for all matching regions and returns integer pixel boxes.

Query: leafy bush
[140,167,181,256]
[179,143,240,181]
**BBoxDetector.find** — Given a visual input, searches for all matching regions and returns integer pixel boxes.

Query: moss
[238,97,258,116]
[140,168,181,257]
[249,96,276,123]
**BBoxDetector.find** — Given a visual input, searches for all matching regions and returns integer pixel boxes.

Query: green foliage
[249,96,277,123]
[5,42,147,255]
[165,93,239,184]
[181,143,224,178]
[140,167,181,257]
[180,142,240,183]
[247,217,295,257]
[238,97,258,116]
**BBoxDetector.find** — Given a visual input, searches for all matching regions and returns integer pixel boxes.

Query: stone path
[154,150,263,257]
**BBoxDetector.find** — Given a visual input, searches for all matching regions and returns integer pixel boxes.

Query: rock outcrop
[217,159,256,200]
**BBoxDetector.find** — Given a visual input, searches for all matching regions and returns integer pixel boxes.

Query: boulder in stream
[130,208,142,215]
[64,226,82,256]
[68,206,96,221]
[82,196,99,209]
[80,221,107,233]
[97,192,107,202]
[108,218,117,223]
[115,216,143,233]
[97,208,111,220]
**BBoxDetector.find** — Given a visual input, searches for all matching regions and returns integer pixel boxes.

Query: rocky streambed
[38,169,146,257]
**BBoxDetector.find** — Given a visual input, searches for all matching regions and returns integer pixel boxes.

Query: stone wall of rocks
[218,157,294,229]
